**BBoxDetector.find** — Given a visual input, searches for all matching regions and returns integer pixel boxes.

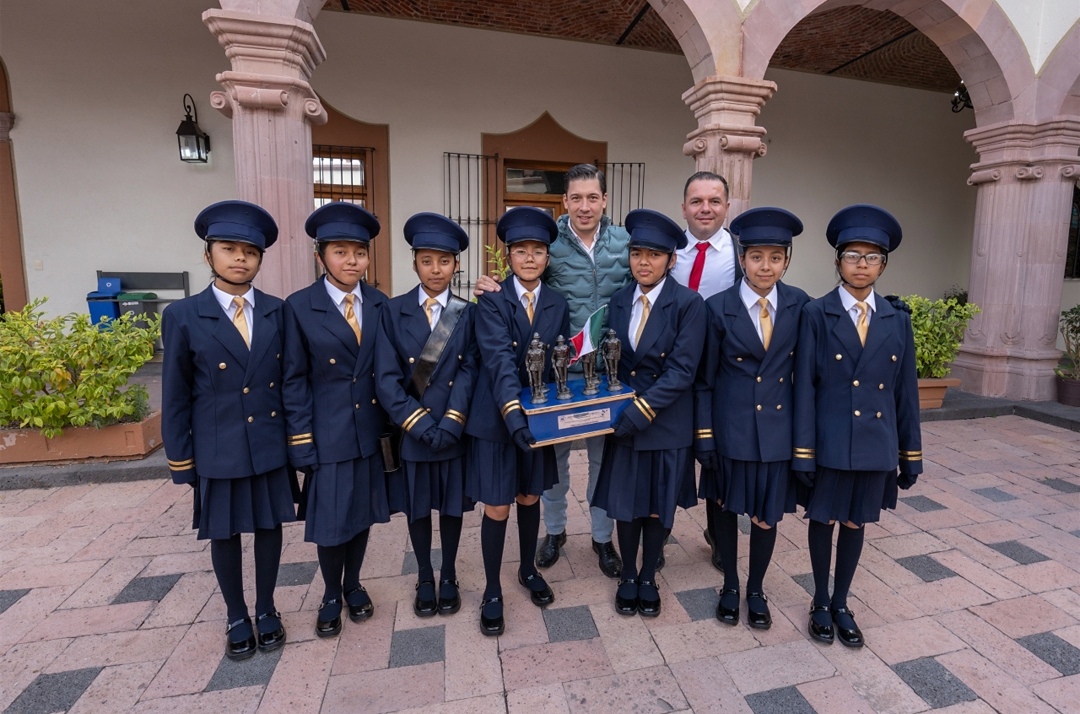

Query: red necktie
[688,241,709,292]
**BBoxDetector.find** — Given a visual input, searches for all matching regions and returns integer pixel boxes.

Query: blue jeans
[542,436,613,543]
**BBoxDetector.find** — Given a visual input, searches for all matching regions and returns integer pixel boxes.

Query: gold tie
[855,301,869,346]
[523,291,535,323]
[424,296,439,328]
[758,297,772,351]
[344,294,362,344]
[634,295,650,347]
[232,296,250,348]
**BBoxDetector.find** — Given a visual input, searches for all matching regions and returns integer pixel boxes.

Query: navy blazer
[792,288,923,475]
[695,281,810,463]
[374,287,479,462]
[608,278,706,451]
[465,278,570,444]
[281,278,388,467]
[161,285,288,484]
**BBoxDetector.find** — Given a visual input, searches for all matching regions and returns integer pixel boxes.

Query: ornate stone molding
[681,75,775,162]
[0,113,14,142]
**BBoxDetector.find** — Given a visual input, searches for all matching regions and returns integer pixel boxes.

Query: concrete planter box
[918,378,960,409]
[0,411,162,465]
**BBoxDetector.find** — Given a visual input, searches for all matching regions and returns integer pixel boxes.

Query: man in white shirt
[670,171,742,570]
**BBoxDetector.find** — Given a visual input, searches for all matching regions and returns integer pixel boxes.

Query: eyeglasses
[839,251,886,266]
[509,248,548,259]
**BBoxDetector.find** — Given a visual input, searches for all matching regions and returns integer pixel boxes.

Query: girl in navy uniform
[792,204,922,647]
[162,200,293,661]
[694,208,810,630]
[592,209,706,617]
[375,213,477,618]
[465,207,570,636]
[281,202,391,638]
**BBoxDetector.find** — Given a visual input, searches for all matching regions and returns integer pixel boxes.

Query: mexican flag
[569,305,608,365]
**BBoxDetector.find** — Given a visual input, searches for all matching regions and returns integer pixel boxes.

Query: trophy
[526,333,548,404]
[552,336,572,400]
[581,351,600,396]
[601,329,623,392]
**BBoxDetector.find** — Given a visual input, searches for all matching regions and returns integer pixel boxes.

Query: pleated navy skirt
[465,438,558,506]
[400,455,475,521]
[700,457,797,526]
[304,454,391,547]
[592,440,697,529]
[802,467,898,526]
[194,466,297,540]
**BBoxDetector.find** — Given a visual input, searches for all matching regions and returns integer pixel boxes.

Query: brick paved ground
[1,414,1079,713]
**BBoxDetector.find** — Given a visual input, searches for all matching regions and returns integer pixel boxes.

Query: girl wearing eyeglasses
[791,204,922,649]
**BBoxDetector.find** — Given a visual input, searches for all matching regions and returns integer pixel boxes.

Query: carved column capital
[966,117,1080,184]
[0,113,14,142]
[681,75,775,162]
[203,9,327,125]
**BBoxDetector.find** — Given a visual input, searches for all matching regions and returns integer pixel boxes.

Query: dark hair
[683,171,729,201]
[564,163,607,195]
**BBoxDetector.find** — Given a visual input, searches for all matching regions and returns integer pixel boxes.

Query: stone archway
[1041,21,1080,119]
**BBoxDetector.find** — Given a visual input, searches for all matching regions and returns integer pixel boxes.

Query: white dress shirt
[629,278,666,349]
[739,279,777,345]
[670,227,737,299]
[513,276,542,315]
[838,286,876,328]
[419,287,450,327]
[323,277,363,328]
[211,283,255,345]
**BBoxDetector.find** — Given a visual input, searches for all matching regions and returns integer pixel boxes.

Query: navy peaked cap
[195,200,278,250]
[496,206,559,246]
[404,212,470,253]
[730,207,803,247]
[826,204,902,252]
[305,201,380,243]
[625,209,687,253]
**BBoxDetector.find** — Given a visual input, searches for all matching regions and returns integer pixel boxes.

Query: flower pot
[1056,375,1080,407]
[0,411,162,466]
[917,377,960,409]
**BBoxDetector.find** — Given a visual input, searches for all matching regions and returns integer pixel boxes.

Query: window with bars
[1067,184,1080,279]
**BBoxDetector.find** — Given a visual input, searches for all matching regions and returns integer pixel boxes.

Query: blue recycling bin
[87,277,122,326]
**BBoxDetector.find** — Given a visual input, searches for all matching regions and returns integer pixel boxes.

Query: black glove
[792,468,815,488]
[512,427,536,452]
[611,412,636,439]
[419,425,439,448]
[897,472,918,490]
[429,428,458,452]
[696,448,719,472]
[884,295,911,315]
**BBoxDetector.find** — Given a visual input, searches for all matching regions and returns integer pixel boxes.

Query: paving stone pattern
[0,415,1079,712]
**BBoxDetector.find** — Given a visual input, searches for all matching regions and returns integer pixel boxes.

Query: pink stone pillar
[951,118,1080,400]
[204,9,328,298]
[682,76,776,221]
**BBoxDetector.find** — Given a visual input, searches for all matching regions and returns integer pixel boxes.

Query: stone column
[0,111,28,312]
[682,76,776,221]
[951,118,1080,400]
[204,9,328,298]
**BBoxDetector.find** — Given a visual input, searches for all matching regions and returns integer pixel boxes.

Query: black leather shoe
[518,570,555,607]
[592,540,623,579]
[344,586,374,622]
[255,611,286,652]
[831,606,864,648]
[536,532,567,568]
[316,600,343,638]
[479,596,504,636]
[808,604,834,644]
[703,528,723,571]
[615,578,639,615]
[746,592,772,630]
[414,581,438,617]
[638,580,661,617]
[225,617,257,661]
[715,588,740,625]
[437,579,461,615]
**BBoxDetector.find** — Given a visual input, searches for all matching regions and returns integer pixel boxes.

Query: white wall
[757,68,979,301]
[1,0,237,316]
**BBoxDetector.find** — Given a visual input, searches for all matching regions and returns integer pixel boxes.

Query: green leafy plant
[903,294,981,379]
[484,242,510,281]
[0,298,161,437]
[1056,304,1080,380]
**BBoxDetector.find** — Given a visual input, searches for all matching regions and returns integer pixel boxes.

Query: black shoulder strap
[411,295,468,398]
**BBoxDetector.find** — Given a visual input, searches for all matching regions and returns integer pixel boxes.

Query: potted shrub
[1056,304,1080,407]
[903,293,981,409]
[0,298,162,464]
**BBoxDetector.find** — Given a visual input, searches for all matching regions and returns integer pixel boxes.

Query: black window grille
[444,153,645,295]
[312,144,381,287]
[1067,184,1080,279]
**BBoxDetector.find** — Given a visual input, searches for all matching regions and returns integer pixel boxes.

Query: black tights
[316,528,370,603]
[210,526,282,625]
[616,517,669,582]
[408,514,464,582]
